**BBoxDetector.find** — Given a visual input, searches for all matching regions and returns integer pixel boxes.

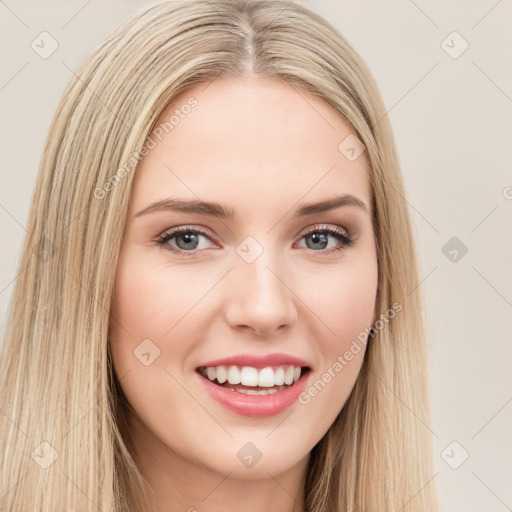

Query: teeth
[274,367,285,385]
[216,366,227,384]
[284,366,295,385]
[227,366,241,385]
[240,367,259,386]
[236,386,283,395]
[199,364,306,387]
[258,367,275,387]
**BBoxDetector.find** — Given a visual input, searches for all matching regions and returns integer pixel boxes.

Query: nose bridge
[225,238,297,335]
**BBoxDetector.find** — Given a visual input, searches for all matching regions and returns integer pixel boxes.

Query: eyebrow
[135,193,368,219]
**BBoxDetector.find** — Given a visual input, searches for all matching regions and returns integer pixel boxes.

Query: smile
[197,364,307,390]
[196,364,312,417]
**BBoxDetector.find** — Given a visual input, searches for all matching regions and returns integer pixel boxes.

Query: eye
[295,224,355,254]
[153,224,355,257]
[154,226,214,257]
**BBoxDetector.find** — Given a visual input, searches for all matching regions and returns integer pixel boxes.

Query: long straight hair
[0,1,438,510]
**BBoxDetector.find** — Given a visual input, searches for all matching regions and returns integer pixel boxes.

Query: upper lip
[197,353,312,370]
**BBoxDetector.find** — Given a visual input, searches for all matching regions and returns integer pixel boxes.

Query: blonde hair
[0,1,438,510]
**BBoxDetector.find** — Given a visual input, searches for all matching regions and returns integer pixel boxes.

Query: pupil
[308,232,327,250]
[178,233,198,250]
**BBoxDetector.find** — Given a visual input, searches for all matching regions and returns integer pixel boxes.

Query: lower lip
[196,370,310,417]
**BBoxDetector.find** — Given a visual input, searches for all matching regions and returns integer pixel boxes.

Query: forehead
[130,76,371,217]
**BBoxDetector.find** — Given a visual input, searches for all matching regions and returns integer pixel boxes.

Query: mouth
[196,364,312,395]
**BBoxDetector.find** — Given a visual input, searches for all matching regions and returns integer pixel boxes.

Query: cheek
[108,254,205,428]
[110,251,209,343]
[334,268,377,342]
[108,251,173,378]
[108,250,221,396]
[300,256,378,347]
[294,261,376,439]
[294,254,377,402]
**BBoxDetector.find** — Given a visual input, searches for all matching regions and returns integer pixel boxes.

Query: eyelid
[154,225,218,250]
[156,222,350,240]
[155,224,217,242]
[298,223,350,238]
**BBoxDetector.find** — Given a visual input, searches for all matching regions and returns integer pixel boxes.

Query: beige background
[1,1,511,510]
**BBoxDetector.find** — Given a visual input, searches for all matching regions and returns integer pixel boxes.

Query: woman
[0,1,438,510]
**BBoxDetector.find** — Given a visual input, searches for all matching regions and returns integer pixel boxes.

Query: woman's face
[109,75,378,482]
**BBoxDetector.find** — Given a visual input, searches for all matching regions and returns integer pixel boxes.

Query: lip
[197,353,312,370]
[196,367,311,417]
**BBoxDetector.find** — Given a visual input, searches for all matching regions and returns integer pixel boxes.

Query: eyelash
[153,224,355,258]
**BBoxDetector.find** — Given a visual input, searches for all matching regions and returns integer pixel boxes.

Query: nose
[224,252,298,337]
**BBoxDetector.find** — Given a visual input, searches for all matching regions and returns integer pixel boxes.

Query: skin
[109,75,378,512]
